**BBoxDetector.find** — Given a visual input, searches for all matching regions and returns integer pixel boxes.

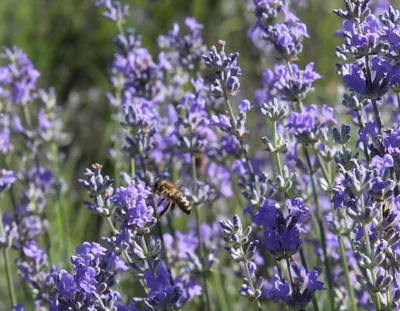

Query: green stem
[321,150,357,311]
[397,92,400,115]
[338,236,357,311]
[43,226,53,267]
[141,235,155,275]
[242,253,262,311]
[131,157,136,178]
[303,147,335,311]
[299,249,320,311]
[104,216,149,294]
[221,72,259,195]
[312,145,330,185]
[355,110,371,163]
[52,144,71,270]
[190,145,211,311]
[272,120,283,176]
[371,98,383,136]
[212,267,231,311]
[22,104,32,127]
[93,292,107,309]
[0,205,16,306]
[285,257,295,290]
[359,194,381,310]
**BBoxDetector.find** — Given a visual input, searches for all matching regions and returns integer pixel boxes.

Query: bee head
[152,178,161,192]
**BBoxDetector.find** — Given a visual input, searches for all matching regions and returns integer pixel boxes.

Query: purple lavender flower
[259,21,309,61]
[0,126,12,154]
[95,0,130,23]
[158,17,206,69]
[144,263,182,310]
[253,199,309,260]
[204,162,233,198]
[266,263,324,309]
[106,25,164,106]
[338,15,385,59]
[220,215,264,302]
[286,104,336,144]
[381,7,400,60]
[28,167,54,193]
[252,0,286,24]
[0,47,40,105]
[174,82,217,155]
[113,180,156,234]
[0,212,18,248]
[163,231,199,261]
[174,272,203,307]
[339,56,391,100]
[12,305,27,311]
[50,242,126,310]
[78,164,115,216]
[357,120,378,148]
[15,241,54,309]
[120,98,160,157]
[202,40,242,98]
[0,169,16,193]
[258,62,321,104]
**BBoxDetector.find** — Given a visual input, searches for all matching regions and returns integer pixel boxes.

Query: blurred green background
[0,0,349,180]
[0,0,346,101]
[1,0,399,309]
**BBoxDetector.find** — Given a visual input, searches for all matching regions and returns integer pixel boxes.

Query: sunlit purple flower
[158,17,206,69]
[50,242,126,310]
[163,231,199,261]
[28,167,54,193]
[15,241,53,308]
[0,169,16,192]
[113,180,156,233]
[12,305,27,311]
[0,47,40,105]
[0,127,12,154]
[338,15,385,59]
[260,21,309,61]
[95,0,130,23]
[253,199,309,260]
[144,263,182,310]
[286,104,336,144]
[339,56,391,100]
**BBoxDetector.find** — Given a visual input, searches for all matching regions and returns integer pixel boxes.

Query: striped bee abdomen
[152,179,192,216]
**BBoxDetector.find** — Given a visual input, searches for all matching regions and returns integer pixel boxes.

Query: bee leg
[170,204,176,211]
[159,202,171,217]
[158,197,166,206]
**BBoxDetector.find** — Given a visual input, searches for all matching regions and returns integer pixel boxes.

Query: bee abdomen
[176,195,192,214]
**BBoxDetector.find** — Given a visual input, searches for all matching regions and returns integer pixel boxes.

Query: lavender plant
[3,0,400,310]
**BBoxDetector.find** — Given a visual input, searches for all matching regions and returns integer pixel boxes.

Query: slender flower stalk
[359,192,381,311]
[303,146,335,311]
[397,92,400,114]
[338,235,357,311]
[212,269,231,311]
[190,138,211,311]
[0,207,16,306]
[283,56,335,308]
[51,143,71,271]
[221,76,259,195]
[242,253,263,311]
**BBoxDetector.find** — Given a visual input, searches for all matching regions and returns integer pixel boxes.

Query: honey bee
[194,152,207,176]
[152,179,192,216]
[382,197,393,219]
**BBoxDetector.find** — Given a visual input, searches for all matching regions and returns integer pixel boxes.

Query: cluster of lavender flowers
[3,0,400,310]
